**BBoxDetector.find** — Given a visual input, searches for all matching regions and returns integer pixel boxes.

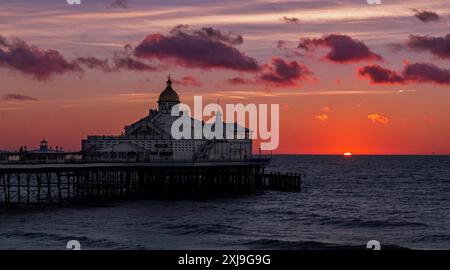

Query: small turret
[40,140,48,151]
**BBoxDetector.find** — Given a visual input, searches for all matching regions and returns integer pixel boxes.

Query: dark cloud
[134,26,259,71]
[387,43,404,54]
[277,40,288,49]
[403,63,450,85]
[170,25,244,46]
[76,54,157,72]
[111,0,128,8]
[259,57,313,86]
[282,16,300,24]
[0,35,81,80]
[173,76,202,87]
[0,35,160,80]
[358,63,450,85]
[412,9,440,23]
[0,36,8,47]
[113,55,158,71]
[298,34,382,63]
[2,94,37,101]
[358,65,404,84]
[277,40,303,57]
[406,34,450,59]
[76,57,111,72]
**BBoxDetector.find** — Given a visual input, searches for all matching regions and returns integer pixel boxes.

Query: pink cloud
[368,113,389,124]
[315,114,329,122]
[173,75,202,86]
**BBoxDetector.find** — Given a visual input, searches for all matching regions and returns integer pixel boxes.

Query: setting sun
[344,152,353,157]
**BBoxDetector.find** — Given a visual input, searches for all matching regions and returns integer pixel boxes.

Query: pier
[0,79,307,208]
[0,160,304,207]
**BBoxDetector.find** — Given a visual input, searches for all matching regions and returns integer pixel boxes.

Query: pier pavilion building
[82,78,252,162]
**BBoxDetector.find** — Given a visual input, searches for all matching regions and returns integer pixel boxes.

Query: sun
[343,152,352,157]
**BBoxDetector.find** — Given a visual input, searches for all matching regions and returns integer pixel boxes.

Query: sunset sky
[1,0,450,154]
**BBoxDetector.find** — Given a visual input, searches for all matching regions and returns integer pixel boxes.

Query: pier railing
[0,153,271,165]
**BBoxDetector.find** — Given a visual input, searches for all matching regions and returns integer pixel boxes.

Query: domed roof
[158,77,180,103]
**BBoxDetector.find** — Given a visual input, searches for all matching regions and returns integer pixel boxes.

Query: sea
[0,155,449,250]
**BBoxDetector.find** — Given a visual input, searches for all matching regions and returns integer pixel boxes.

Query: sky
[0,0,450,154]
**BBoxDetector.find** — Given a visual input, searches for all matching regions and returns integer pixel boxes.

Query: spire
[166,74,172,87]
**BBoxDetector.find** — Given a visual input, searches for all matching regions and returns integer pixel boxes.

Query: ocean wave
[0,230,120,249]
[277,210,428,229]
[319,218,427,228]
[241,238,359,250]
[164,223,243,236]
[414,233,450,242]
[239,238,409,250]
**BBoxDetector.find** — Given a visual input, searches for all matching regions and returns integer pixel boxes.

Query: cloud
[358,65,404,84]
[76,57,111,72]
[2,94,37,101]
[322,106,331,112]
[315,114,328,122]
[387,43,404,54]
[406,34,450,59]
[0,35,81,80]
[259,57,313,86]
[282,16,300,24]
[170,25,244,46]
[368,113,389,124]
[173,75,202,87]
[403,63,450,85]
[277,40,303,57]
[111,0,128,8]
[134,25,258,71]
[298,34,382,63]
[358,63,450,85]
[0,36,157,80]
[0,36,8,47]
[226,76,253,85]
[277,40,288,49]
[76,54,157,72]
[112,55,158,72]
[412,9,440,23]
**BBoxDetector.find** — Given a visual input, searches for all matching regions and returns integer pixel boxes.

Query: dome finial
[158,75,180,104]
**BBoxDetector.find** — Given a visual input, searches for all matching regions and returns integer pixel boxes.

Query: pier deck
[0,160,304,207]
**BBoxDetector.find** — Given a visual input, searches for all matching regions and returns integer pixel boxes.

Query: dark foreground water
[1,155,450,250]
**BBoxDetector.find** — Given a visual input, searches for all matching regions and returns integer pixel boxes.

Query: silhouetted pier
[0,160,304,207]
